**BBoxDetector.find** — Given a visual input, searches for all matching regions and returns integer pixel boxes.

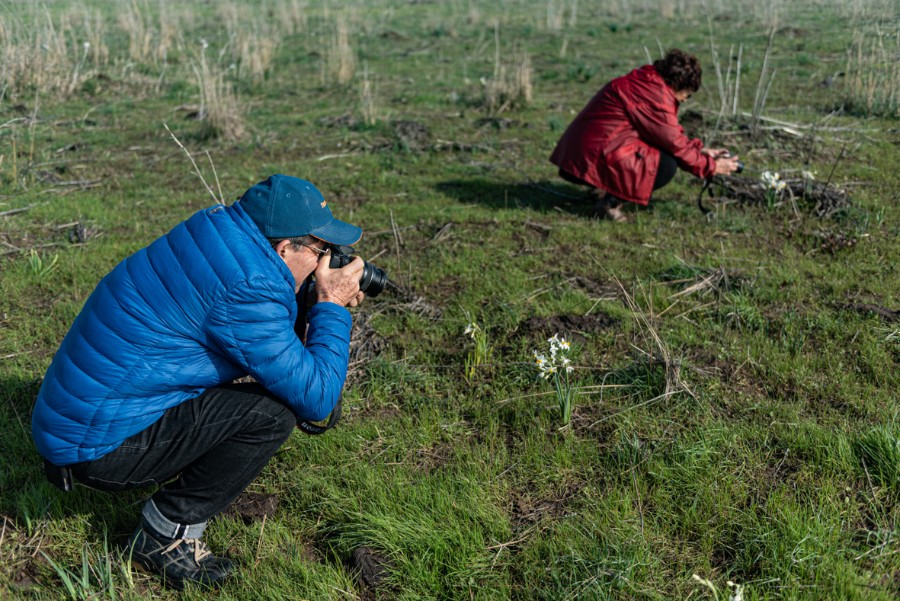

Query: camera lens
[359,263,388,297]
[735,161,745,174]
[328,248,387,297]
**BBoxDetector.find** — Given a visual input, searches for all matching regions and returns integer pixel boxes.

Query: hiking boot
[127,521,234,590]
[592,192,629,222]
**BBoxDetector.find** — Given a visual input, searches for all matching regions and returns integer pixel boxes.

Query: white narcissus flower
[761,170,787,192]
[533,333,575,378]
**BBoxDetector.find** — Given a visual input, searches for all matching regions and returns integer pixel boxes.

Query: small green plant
[41,534,133,600]
[531,334,576,426]
[855,426,900,492]
[28,249,59,279]
[566,61,597,83]
[801,169,817,199]
[463,315,492,381]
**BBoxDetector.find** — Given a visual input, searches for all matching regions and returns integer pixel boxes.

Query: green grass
[1,0,898,599]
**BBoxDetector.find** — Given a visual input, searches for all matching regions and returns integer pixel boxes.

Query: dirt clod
[220,492,278,524]
[348,546,391,590]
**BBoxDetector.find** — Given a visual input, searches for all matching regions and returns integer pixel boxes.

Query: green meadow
[1,0,897,599]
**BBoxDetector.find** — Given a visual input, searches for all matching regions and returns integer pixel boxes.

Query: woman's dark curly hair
[653,48,702,93]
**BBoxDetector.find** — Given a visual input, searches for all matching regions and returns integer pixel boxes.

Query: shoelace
[162,538,212,563]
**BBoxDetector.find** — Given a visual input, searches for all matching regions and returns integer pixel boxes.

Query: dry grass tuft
[613,276,692,398]
[543,0,578,31]
[360,64,378,126]
[273,0,309,36]
[219,2,280,83]
[482,24,533,114]
[191,42,246,141]
[845,22,900,117]
[322,17,356,86]
[0,8,98,100]
[482,52,533,113]
[117,0,179,65]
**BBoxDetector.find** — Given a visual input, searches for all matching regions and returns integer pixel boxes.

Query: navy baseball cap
[238,174,362,245]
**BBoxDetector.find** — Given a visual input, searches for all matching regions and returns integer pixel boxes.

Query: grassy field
[1,0,898,599]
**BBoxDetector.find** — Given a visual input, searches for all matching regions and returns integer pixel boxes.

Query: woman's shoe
[592,192,628,222]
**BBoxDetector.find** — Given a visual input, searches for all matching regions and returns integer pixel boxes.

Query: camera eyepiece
[328,245,388,297]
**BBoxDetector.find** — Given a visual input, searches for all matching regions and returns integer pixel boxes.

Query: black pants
[70,383,296,525]
[558,150,678,194]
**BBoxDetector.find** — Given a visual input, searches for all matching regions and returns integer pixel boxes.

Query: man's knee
[251,396,297,443]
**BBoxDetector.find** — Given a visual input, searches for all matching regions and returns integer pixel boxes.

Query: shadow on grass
[434,178,596,218]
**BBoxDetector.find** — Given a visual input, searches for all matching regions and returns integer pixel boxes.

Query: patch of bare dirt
[813,229,859,255]
[318,113,358,129]
[410,441,454,475]
[475,117,521,130]
[348,311,388,382]
[563,274,621,299]
[382,281,443,319]
[353,404,403,422]
[840,302,899,322]
[392,120,431,150]
[219,492,278,524]
[510,480,584,528]
[516,313,616,342]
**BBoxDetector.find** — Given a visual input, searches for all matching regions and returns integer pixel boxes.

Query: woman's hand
[713,153,741,175]
[702,147,729,157]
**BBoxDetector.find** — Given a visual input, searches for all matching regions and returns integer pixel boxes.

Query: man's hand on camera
[346,291,365,308]
[314,254,364,308]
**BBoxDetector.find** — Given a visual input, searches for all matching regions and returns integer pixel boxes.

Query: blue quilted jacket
[32,202,352,466]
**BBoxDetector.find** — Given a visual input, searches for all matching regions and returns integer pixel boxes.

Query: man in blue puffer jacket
[32,174,367,589]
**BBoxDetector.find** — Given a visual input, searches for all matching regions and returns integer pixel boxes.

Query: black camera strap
[697,177,714,214]
[297,396,343,435]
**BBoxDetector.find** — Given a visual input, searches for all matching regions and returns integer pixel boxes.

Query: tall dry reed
[482,24,533,113]
[322,17,356,86]
[845,23,900,117]
[192,41,246,141]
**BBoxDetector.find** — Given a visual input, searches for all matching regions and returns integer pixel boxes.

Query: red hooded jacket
[550,65,715,205]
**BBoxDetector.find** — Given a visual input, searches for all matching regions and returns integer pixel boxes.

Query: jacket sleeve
[205,279,352,421]
[628,101,716,179]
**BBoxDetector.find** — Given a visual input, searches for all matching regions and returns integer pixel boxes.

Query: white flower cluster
[761,170,787,192]
[463,322,480,339]
[532,334,573,380]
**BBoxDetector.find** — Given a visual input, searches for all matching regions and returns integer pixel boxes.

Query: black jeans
[70,383,296,525]
[558,150,679,193]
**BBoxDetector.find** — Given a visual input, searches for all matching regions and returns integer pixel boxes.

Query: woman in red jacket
[550,49,741,222]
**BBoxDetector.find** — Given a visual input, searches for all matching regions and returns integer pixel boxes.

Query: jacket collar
[226,202,296,288]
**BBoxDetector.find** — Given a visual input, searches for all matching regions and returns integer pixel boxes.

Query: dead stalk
[163,123,220,204]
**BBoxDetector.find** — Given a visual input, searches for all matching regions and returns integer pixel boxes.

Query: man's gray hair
[268,235,316,250]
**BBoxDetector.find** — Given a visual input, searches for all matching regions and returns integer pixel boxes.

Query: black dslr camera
[329,245,388,297]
